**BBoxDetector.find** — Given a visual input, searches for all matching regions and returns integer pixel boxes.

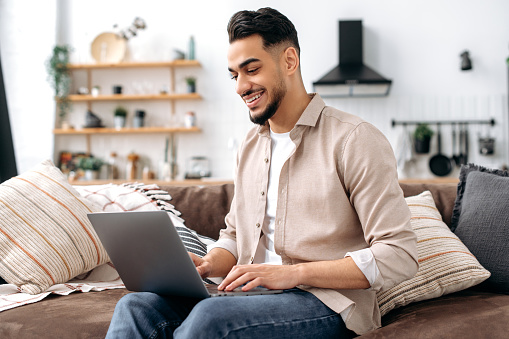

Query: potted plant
[185,77,196,93]
[114,106,128,129]
[413,123,434,154]
[46,45,73,128]
[77,156,104,180]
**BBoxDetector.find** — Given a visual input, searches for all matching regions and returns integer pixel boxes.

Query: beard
[248,76,287,126]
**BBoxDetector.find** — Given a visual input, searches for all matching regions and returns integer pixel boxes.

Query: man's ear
[282,47,299,75]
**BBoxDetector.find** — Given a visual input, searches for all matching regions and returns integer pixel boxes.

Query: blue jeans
[106,289,356,338]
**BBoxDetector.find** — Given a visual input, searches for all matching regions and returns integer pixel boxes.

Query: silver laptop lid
[88,211,210,299]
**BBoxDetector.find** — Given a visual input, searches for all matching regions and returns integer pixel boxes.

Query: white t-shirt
[253,129,295,265]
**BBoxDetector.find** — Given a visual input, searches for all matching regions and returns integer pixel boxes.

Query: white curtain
[0,0,57,173]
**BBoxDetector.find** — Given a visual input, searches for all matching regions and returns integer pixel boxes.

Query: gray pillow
[451,164,509,293]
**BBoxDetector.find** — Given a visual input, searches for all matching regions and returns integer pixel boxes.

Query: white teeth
[246,93,262,103]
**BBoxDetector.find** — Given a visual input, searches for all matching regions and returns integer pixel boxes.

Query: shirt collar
[257,93,326,137]
[295,93,325,128]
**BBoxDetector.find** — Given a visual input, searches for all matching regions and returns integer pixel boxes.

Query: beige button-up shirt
[215,93,418,335]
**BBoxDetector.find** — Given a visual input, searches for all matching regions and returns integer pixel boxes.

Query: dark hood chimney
[313,20,392,97]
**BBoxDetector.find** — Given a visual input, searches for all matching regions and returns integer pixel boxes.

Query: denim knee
[115,292,152,313]
[174,298,229,338]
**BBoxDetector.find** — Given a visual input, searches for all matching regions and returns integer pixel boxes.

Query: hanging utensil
[452,123,460,166]
[464,123,469,164]
[479,123,495,155]
[429,124,453,176]
[458,123,465,165]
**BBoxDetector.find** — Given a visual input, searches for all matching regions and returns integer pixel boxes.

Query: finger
[218,265,244,290]
[242,277,263,291]
[188,252,200,265]
[196,261,211,278]
[224,271,257,291]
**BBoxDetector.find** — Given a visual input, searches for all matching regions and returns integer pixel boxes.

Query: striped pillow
[0,160,109,294]
[376,190,490,316]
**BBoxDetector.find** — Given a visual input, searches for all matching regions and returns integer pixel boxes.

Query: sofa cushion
[0,160,109,294]
[363,290,509,339]
[376,190,490,316]
[0,288,131,338]
[451,164,509,293]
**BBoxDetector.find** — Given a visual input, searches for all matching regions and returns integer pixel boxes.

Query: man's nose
[235,74,250,96]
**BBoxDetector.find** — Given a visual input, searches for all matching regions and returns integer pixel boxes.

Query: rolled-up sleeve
[342,122,418,291]
[345,248,383,290]
[208,238,238,259]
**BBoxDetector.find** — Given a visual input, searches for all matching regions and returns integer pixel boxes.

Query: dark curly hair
[227,7,300,57]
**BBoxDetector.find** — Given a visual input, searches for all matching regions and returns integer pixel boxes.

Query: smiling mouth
[243,91,264,107]
[245,92,262,103]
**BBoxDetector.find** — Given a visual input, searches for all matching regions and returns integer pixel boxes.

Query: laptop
[87,210,283,298]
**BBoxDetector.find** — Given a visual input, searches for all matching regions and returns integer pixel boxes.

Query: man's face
[227,35,287,125]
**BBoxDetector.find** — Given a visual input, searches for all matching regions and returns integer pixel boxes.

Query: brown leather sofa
[0,183,507,338]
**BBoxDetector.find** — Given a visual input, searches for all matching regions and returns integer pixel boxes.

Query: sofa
[0,172,508,337]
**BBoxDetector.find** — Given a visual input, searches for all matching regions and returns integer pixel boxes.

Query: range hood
[313,20,392,98]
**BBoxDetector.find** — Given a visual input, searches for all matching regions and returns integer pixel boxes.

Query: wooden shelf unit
[53,60,204,182]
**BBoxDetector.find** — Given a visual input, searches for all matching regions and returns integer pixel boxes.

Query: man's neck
[268,85,311,133]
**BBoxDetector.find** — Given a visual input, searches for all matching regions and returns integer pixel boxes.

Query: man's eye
[230,74,238,81]
[248,68,259,73]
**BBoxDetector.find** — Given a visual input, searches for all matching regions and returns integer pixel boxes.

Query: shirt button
[261,191,265,196]
[250,257,254,263]
[264,158,269,163]
[256,223,261,228]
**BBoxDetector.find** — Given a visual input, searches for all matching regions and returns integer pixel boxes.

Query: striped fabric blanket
[0,183,214,312]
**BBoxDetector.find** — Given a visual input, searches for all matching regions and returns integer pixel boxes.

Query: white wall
[2,0,509,179]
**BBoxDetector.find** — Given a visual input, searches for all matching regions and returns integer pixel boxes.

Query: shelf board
[53,126,201,135]
[67,60,201,70]
[71,179,233,186]
[66,93,201,102]
[398,178,459,184]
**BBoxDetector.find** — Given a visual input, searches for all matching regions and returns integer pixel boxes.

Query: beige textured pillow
[376,190,490,316]
[0,160,109,294]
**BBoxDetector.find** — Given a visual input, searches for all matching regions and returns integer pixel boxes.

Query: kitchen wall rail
[391,118,496,127]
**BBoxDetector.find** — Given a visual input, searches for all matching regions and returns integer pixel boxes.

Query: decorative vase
[184,111,196,128]
[61,121,73,130]
[133,110,145,128]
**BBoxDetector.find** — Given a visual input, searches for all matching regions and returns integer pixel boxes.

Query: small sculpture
[85,110,104,128]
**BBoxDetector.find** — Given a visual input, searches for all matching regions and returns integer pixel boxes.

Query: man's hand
[189,252,212,279]
[218,258,371,292]
[189,248,237,279]
[218,264,301,292]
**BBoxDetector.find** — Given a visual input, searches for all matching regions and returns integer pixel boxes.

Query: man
[106,8,418,338]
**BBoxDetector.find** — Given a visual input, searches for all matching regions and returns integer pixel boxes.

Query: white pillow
[0,160,109,294]
[376,190,491,316]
